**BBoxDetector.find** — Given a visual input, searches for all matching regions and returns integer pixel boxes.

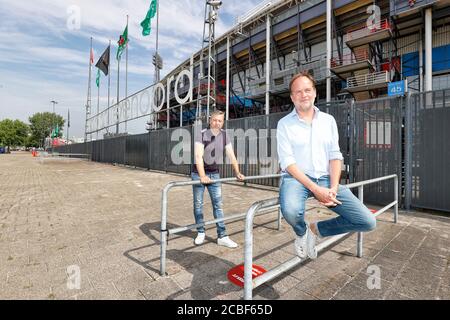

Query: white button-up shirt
[277,106,343,178]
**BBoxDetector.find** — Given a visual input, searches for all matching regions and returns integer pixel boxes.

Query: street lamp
[50,100,58,114]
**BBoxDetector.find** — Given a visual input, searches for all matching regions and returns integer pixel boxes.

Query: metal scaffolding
[196,0,222,122]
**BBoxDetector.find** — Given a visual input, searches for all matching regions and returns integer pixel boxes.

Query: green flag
[51,124,59,138]
[116,24,129,60]
[140,0,157,36]
[96,68,100,88]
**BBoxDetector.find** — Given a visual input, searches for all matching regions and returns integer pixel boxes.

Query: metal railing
[247,58,328,96]
[346,71,389,89]
[243,174,399,300]
[234,0,279,25]
[390,0,437,16]
[331,50,370,67]
[159,173,283,276]
[344,19,391,42]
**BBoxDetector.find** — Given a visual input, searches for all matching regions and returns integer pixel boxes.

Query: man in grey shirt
[192,110,245,247]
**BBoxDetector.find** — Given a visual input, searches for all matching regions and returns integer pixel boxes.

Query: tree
[28,112,65,148]
[25,135,40,148]
[0,119,30,152]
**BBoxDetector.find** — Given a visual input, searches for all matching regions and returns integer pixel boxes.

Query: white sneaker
[217,236,238,248]
[194,232,205,245]
[294,233,308,258]
[306,226,318,259]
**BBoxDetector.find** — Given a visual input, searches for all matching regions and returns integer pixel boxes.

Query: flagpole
[97,69,100,140]
[156,1,159,83]
[154,0,160,129]
[85,37,93,143]
[108,40,111,133]
[116,54,120,134]
[67,108,70,143]
[125,15,129,133]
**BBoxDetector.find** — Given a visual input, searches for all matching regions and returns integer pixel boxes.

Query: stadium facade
[146,0,450,129]
[75,0,450,212]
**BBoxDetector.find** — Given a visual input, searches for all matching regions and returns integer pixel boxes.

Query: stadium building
[74,0,450,212]
[148,0,450,129]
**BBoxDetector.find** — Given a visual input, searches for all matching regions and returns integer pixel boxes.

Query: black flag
[95,45,110,76]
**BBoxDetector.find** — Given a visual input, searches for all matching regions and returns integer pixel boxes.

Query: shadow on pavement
[123,221,279,299]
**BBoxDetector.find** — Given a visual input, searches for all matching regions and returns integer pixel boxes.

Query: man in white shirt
[277,71,376,259]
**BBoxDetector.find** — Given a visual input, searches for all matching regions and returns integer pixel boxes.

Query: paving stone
[113,271,154,300]
[139,277,183,300]
[371,252,408,272]
[436,285,450,300]
[2,152,450,300]
[252,284,282,300]
[168,288,211,300]
[396,267,442,293]
[73,283,121,300]
[333,282,388,300]
[294,271,352,300]
[353,264,399,283]
[171,269,195,290]
[278,288,318,300]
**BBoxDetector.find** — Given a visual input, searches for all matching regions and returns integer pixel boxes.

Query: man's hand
[330,185,339,195]
[312,185,342,207]
[321,185,340,207]
[236,172,245,181]
[200,175,212,184]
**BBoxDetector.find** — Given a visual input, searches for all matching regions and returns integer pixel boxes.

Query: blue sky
[0,0,261,139]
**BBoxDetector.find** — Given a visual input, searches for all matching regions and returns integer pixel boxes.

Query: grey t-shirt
[193,128,231,174]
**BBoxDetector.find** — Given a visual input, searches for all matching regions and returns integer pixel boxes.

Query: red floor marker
[227,264,267,287]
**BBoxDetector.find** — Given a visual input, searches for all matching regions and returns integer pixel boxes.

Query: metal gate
[407,89,450,212]
[352,96,403,207]
[54,88,450,212]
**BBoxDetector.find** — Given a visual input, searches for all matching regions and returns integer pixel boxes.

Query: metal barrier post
[244,203,258,300]
[277,178,282,230]
[357,185,364,258]
[160,183,174,276]
[159,174,282,276]
[244,198,279,300]
[394,175,398,223]
[277,207,282,231]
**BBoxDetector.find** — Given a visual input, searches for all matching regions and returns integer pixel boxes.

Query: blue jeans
[279,174,376,237]
[191,172,227,238]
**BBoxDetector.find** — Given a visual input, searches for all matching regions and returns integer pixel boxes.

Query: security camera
[207,0,222,8]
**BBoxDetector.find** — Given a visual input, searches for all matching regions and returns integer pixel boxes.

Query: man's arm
[225,145,244,181]
[329,117,344,195]
[329,159,342,194]
[194,142,212,184]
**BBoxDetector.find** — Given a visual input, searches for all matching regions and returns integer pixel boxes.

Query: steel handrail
[243,174,399,300]
[160,173,283,276]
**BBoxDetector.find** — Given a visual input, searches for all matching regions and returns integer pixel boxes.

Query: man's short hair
[210,110,225,119]
[289,71,316,93]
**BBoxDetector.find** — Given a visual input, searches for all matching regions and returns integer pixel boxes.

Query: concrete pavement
[0,152,449,300]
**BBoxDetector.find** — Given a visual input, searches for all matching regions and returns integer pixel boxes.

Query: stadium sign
[87,56,194,133]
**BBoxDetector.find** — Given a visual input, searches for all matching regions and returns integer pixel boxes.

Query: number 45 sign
[388,80,408,96]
